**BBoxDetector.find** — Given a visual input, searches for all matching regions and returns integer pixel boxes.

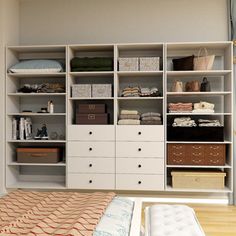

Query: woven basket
[172,55,194,71]
[194,48,215,70]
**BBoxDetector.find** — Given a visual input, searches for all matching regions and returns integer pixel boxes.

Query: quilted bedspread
[0,190,115,236]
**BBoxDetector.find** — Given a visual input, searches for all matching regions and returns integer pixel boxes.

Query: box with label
[76,113,108,124]
[77,104,106,114]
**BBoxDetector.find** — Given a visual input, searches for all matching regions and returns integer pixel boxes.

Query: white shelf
[117,97,163,100]
[7,181,66,189]
[166,141,232,144]
[167,70,232,77]
[7,72,66,78]
[7,140,66,143]
[166,164,231,169]
[8,113,66,116]
[167,92,231,96]
[117,71,163,76]
[69,71,113,76]
[69,97,113,100]
[8,162,66,166]
[8,93,66,96]
[165,185,232,193]
[167,113,231,115]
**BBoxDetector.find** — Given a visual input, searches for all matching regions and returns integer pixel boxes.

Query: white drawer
[68,173,115,189]
[116,158,164,174]
[68,125,115,141]
[68,157,115,173]
[116,142,164,158]
[68,141,115,157]
[116,126,164,141]
[116,174,164,191]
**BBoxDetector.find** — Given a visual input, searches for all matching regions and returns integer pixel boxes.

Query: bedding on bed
[0,190,115,236]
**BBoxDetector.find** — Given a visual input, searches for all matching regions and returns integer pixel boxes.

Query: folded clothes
[194,101,214,110]
[120,110,139,115]
[198,119,222,127]
[168,103,193,113]
[141,112,161,118]
[118,119,140,125]
[142,116,161,121]
[71,66,113,72]
[141,120,162,125]
[140,87,160,97]
[172,117,196,127]
[192,109,214,113]
[71,57,113,68]
[119,114,140,120]
[121,86,140,97]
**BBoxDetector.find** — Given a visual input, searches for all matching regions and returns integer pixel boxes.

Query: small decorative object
[47,100,54,113]
[72,84,91,97]
[185,81,200,92]
[194,48,215,70]
[171,80,183,92]
[200,77,211,92]
[50,131,59,140]
[139,57,160,71]
[35,124,48,140]
[92,84,112,97]
[119,57,139,71]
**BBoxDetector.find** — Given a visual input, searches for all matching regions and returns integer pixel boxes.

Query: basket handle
[197,47,208,58]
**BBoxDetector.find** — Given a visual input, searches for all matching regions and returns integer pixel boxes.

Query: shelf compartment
[69,71,113,77]
[117,71,163,76]
[166,164,231,169]
[8,113,66,116]
[167,92,231,96]
[167,70,231,77]
[8,93,66,96]
[7,72,66,78]
[8,162,66,166]
[118,97,163,100]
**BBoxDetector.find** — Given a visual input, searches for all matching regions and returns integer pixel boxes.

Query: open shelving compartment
[6,45,67,189]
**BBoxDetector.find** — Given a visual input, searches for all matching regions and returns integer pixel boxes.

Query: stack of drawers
[68,125,115,189]
[116,126,165,191]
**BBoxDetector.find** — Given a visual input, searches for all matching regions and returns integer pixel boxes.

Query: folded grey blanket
[119,114,140,120]
[141,112,161,118]
[142,116,161,121]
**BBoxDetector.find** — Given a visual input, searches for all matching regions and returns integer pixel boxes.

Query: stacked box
[72,84,91,97]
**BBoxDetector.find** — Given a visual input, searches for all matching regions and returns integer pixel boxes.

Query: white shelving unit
[5,42,233,197]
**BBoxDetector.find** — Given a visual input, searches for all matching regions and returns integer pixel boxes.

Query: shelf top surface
[8,45,66,52]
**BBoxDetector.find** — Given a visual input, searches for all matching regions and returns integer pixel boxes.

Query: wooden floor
[142,203,236,236]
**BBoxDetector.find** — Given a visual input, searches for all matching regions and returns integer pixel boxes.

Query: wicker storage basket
[119,57,139,71]
[140,57,160,71]
[92,84,112,97]
[72,84,91,97]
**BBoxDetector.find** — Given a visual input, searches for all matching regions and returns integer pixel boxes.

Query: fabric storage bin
[139,57,160,71]
[92,84,112,97]
[72,84,91,97]
[119,57,139,71]
[167,126,224,142]
[77,104,106,114]
[76,114,108,124]
[171,171,226,189]
[17,148,61,163]
[172,55,194,71]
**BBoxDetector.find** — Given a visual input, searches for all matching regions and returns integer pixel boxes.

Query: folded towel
[194,101,214,110]
[192,109,214,113]
[141,112,161,118]
[120,110,139,115]
[141,120,162,125]
[71,57,113,68]
[118,119,140,125]
[119,114,140,120]
[142,116,161,121]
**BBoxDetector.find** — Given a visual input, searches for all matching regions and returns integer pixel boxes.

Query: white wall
[0,0,19,194]
[19,0,229,45]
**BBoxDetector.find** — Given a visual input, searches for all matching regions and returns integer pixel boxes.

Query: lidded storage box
[77,104,106,114]
[72,84,91,97]
[139,57,160,71]
[119,57,139,71]
[92,84,112,97]
[171,171,226,189]
[17,148,61,163]
[76,113,108,124]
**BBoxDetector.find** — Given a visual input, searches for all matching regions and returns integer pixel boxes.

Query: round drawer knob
[89,147,93,151]
[89,131,93,135]
[138,181,142,184]
[138,132,142,135]
[138,148,142,152]
[138,164,142,168]
[89,180,93,184]
[89,164,92,167]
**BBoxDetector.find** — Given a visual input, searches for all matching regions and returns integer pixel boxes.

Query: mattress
[94,197,134,236]
[145,205,205,236]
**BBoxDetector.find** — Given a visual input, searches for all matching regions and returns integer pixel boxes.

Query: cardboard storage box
[76,113,108,124]
[140,57,160,71]
[17,148,61,163]
[77,104,106,114]
[92,84,112,97]
[119,57,139,71]
[171,171,226,189]
[72,84,91,97]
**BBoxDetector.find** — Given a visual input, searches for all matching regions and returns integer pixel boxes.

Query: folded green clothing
[71,57,113,69]
[72,67,113,72]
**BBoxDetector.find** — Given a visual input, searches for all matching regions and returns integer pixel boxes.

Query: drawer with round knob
[68,158,115,173]
[116,158,164,174]
[68,141,115,157]
[68,125,115,141]
[68,173,115,189]
[116,142,164,158]
[116,126,164,141]
[116,174,164,191]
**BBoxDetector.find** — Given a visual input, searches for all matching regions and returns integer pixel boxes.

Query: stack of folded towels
[172,117,197,127]
[70,57,113,71]
[192,101,214,113]
[198,119,222,127]
[140,87,160,97]
[118,110,140,125]
[121,86,140,97]
[168,103,193,113]
[141,112,162,125]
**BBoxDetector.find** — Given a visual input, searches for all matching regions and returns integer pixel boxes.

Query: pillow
[9,60,63,73]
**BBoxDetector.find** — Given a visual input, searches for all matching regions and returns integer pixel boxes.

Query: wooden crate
[171,171,226,189]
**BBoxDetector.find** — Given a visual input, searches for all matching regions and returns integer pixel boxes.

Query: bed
[0,190,142,236]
